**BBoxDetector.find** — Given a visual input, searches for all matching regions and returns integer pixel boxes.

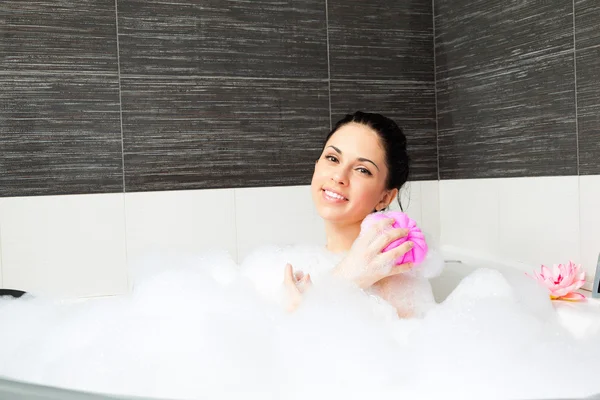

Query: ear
[375,188,398,211]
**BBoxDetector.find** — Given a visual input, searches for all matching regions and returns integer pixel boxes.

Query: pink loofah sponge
[360,211,428,265]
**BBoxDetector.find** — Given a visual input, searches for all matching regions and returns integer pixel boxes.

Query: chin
[315,205,343,222]
[316,207,363,226]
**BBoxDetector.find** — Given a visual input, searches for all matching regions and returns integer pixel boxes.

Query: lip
[321,188,348,202]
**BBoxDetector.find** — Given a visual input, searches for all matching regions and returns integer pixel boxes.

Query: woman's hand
[332,218,414,289]
[283,263,312,313]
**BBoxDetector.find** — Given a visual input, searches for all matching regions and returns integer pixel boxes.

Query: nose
[330,168,349,186]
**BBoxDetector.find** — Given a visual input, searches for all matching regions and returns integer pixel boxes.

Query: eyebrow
[326,145,380,171]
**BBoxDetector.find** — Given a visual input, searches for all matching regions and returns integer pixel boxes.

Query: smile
[322,189,348,201]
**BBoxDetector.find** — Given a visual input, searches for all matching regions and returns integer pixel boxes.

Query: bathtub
[0,374,139,400]
[430,246,600,339]
[0,247,599,400]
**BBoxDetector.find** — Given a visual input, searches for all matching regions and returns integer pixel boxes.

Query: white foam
[0,246,598,400]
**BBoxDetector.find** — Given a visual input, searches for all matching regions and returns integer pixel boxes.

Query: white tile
[420,180,441,246]
[498,176,580,270]
[0,220,3,288]
[125,188,237,263]
[579,175,600,289]
[0,194,128,298]
[235,185,326,262]
[392,181,422,224]
[439,179,500,256]
[393,180,441,248]
[0,197,3,288]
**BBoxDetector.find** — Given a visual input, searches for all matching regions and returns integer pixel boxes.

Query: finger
[297,273,313,293]
[304,273,313,286]
[362,218,395,242]
[283,263,295,285]
[387,262,414,276]
[370,228,409,254]
[300,273,312,285]
[380,241,414,265]
[297,276,307,290]
[294,271,305,281]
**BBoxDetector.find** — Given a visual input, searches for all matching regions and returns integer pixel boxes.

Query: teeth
[324,190,346,200]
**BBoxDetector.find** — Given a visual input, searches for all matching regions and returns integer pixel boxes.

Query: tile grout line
[0,69,435,85]
[438,181,445,246]
[495,180,501,261]
[577,176,586,283]
[572,0,585,282]
[0,216,4,288]
[233,189,240,264]
[0,71,117,77]
[114,0,126,193]
[432,0,440,181]
[572,0,580,176]
[121,193,131,293]
[418,182,424,229]
[117,75,331,82]
[114,0,131,292]
[325,0,332,130]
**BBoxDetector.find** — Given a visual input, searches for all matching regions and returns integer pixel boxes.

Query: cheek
[351,180,383,206]
[311,163,327,184]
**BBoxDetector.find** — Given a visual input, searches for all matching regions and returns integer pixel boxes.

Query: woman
[283,111,436,316]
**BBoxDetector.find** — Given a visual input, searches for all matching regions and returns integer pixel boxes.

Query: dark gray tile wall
[1,0,438,197]
[0,1,123,196]
[328,0,437,181]
[117,0,329,79]
[121,77,329,191]
[435,0,580,179]
[8,0,591,194]
[117,0,331,192]
[330,81,437,180]
[576,0,600,175]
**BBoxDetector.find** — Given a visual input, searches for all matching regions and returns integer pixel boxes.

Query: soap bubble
[0,246,598,400]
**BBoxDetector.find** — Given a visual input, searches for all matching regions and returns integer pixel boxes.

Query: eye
[325,155,338,163]
[357,167,372,176]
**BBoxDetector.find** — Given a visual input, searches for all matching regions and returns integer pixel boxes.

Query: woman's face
[311,122,395,226]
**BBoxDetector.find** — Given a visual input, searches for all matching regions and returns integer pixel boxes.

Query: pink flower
[528,261,586,301]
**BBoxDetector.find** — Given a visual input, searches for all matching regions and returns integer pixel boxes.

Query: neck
[324,220,362,253]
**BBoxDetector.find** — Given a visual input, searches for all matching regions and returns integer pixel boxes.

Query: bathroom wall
[435,0,599,179]
[0,0,437,296]
[438,176,599,291]
[434,0,600,288]
[1,0,436,199]
[0,182,440,297]
[2,0,599,297]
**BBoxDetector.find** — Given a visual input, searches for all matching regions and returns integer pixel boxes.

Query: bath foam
[0,247,598,400]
